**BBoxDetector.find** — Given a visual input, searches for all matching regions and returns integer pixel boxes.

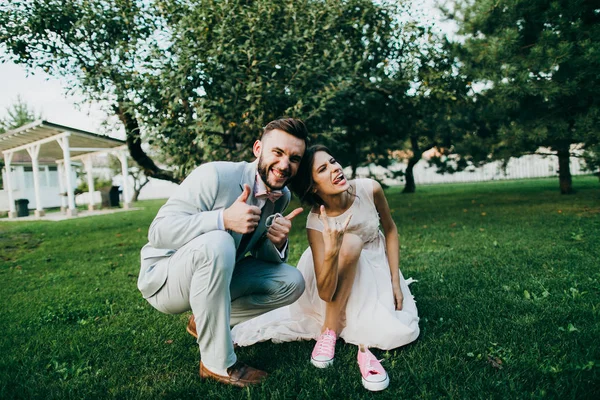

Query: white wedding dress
[231,179,420,350]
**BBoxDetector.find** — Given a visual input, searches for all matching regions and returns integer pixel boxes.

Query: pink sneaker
[357,346,389,391]
[311,329,336,368]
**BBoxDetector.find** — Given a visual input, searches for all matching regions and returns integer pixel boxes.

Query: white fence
[355,153,588,186]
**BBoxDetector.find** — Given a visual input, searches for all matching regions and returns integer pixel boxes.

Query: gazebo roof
[0,120,125,161]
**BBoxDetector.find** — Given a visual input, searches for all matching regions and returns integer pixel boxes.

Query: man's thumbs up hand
[224,184,261,234]
[236,184,251,203]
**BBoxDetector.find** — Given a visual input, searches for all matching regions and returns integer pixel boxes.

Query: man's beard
[257,156,290,191]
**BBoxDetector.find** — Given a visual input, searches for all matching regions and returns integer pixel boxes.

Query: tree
[450,0,600,193]
[107,154,148,202]
[302,2,411,179]
[133,0,404,176]
[1,0,405,180]
[0,0,176,181]
[0,96,41,132]
[359,28,472,194]
[401,33,474,193]
[311,18,473,193]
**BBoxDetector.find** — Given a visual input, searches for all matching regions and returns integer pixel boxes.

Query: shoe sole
[310,358,334,368]
[362,375,389,391]
[186,325,198,339]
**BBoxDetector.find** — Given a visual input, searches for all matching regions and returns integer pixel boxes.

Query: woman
[232,145,419,391]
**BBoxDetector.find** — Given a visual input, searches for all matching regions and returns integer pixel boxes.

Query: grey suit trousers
[146,230,305,370]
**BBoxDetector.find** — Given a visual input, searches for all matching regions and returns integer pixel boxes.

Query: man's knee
[188,231,236,273]
[281,265,305,303]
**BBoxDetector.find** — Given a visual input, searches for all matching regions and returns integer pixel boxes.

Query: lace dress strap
[355,178,375,204]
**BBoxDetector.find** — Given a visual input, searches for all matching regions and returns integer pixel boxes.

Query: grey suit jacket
[138,160,291,298]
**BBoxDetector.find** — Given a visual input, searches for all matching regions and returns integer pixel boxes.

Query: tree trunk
[403,157,418,193]
[132,177,150,202]
[114,102,180,183]
[131,190,141,203]
[403,136,422,194]
[351,159,358,179]
[555,142,573,194]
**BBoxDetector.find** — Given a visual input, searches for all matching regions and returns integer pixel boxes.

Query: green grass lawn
[1,176,599,399]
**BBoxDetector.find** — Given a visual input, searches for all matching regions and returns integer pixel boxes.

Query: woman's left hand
[393,285,404,310]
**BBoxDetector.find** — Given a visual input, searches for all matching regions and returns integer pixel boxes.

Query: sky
[0,1,455,140]
[0,61,119,137]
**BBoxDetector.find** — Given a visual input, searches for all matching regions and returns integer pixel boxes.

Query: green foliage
[0,0,175,180]
[0,176,599,398]
[77,177,113,193]
[298,1,410,176]
[450,0,600,193]
[135,0,407,176]
[0,95,41,133]
[0,0,417,180]
[0,0,154,98]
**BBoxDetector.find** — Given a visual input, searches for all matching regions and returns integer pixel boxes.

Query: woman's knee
[339,233,363,265]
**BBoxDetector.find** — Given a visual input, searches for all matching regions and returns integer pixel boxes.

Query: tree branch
[114,102,180,183]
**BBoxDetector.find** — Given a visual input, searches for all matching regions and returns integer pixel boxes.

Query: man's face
[253,129,306,191]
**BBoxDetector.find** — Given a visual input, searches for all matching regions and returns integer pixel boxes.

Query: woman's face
[311,151,350,197]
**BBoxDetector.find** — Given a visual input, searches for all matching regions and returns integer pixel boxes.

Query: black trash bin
[109,186,121,207]
[15,199,30,217]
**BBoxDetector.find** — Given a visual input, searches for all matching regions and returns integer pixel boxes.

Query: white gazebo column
[26,144,45,217]
[56,161,67,213]
[118,150,131,209]
[3,151,17,218]
[57,134,77,217]
[82,155,96,211]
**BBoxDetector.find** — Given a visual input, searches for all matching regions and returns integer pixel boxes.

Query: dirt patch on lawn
[0,231,43,262]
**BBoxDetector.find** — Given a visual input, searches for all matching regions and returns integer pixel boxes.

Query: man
[138,118,308,387]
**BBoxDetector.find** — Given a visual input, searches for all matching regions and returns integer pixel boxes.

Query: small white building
[0,120,131,217]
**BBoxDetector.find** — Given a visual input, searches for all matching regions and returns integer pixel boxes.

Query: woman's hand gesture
[320,205,352,256]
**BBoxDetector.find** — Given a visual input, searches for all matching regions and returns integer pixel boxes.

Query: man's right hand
[223,184,262,234]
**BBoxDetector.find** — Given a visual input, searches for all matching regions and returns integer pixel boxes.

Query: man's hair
[262,118,309,143]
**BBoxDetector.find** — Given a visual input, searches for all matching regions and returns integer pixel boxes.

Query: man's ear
[253,140,262,158]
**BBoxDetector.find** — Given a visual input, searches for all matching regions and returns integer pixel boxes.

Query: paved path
[3,207,142,222]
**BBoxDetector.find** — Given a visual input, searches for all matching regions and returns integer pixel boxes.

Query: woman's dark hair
[290,144,358,207]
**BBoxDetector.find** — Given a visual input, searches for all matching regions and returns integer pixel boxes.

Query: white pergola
[0,120,130,218]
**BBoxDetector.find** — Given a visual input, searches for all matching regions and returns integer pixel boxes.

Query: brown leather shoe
[199,361,268,387]
[186,315,198,338]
